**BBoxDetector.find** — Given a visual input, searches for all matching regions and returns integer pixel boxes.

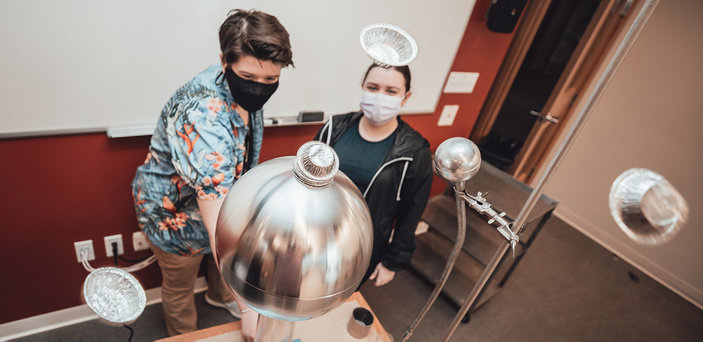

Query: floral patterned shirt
[132,64,264,256]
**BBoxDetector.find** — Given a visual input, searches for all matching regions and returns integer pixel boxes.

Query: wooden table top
[156,292,392,342]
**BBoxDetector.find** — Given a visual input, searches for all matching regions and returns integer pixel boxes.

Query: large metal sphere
[433,137,482,184]
[215,142,373,321]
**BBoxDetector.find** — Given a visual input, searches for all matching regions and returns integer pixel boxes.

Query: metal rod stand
[401,182,467,342]
[439,1,660,340]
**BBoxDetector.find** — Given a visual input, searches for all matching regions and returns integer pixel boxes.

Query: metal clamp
[459,191,520,257]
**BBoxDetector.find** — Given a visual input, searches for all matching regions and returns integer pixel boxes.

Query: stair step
[411,230,502,310]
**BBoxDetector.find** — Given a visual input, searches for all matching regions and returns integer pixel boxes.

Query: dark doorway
[478,0,601,171]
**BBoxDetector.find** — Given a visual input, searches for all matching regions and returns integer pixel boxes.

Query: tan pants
[150,243,235,336]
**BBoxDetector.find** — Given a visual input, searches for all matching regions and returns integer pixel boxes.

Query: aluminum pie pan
[293,141,339,188]
[360,23,418,67]
[83,267,146,325]
[609,168,688,245]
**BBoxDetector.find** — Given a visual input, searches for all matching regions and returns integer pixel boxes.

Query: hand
[240,309,259,342]
[368,262,396,287]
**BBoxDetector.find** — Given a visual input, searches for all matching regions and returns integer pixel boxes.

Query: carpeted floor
[361,217,703,341]
[11,217,703,342]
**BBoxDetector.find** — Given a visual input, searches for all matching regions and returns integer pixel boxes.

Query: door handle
[529,110,560,124]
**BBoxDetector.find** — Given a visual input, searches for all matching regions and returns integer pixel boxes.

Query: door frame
[472,0,642,183]
[470,0,554,143]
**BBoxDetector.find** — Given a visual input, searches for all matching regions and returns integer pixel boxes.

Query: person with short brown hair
[131,9,293,341]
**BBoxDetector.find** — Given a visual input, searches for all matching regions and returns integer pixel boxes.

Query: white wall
[545,0,703,308]
[0,0,475,137]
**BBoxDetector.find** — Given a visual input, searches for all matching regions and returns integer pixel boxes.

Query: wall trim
[0,277,208,341]
[554,206,703,311]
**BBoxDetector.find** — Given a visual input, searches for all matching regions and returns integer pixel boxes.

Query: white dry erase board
[0,0,475,137]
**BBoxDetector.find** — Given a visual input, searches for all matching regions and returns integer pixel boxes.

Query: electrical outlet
[132,231,149,252]
[74,240,95,263]
[104,234,124,257]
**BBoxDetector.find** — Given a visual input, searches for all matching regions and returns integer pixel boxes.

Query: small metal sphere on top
[433,137,482,188]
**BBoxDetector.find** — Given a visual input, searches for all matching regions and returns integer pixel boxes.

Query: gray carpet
[12,218,703,341]
[360,218,703,341]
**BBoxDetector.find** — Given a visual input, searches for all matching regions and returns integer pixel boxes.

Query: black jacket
[315,112,433,277]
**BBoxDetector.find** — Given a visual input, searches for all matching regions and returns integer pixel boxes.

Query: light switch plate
[443,72,479,93]
[438,105,459,126]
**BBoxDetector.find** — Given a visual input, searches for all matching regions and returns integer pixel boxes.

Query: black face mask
[223,67,279,113]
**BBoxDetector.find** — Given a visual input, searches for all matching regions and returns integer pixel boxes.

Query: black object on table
[411,161,558,322]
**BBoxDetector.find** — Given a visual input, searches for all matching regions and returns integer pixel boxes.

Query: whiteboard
[0,0,475,137]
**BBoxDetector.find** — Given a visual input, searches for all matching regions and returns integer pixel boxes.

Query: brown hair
[362,64,412,92]
[219,9,294,67]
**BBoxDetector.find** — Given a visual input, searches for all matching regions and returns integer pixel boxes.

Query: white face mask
[360,91,404,126]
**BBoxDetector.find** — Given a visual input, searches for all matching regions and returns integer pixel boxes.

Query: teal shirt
[332,119,397,193]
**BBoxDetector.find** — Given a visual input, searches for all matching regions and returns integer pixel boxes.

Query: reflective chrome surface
[255,315,294,342]
[82,267,146,325]
[360,23,418,67]
[609,168,688,245]
[216,142,374,321]
[433,137,481,184]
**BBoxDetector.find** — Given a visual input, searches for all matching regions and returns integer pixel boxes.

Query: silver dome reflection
[215,142,374,321]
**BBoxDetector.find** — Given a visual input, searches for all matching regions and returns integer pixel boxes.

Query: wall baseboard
[0,277,208,341]
[554,207,703,311]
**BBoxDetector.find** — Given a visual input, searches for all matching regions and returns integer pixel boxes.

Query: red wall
[0,0,515,324]
[403,0,518,196]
